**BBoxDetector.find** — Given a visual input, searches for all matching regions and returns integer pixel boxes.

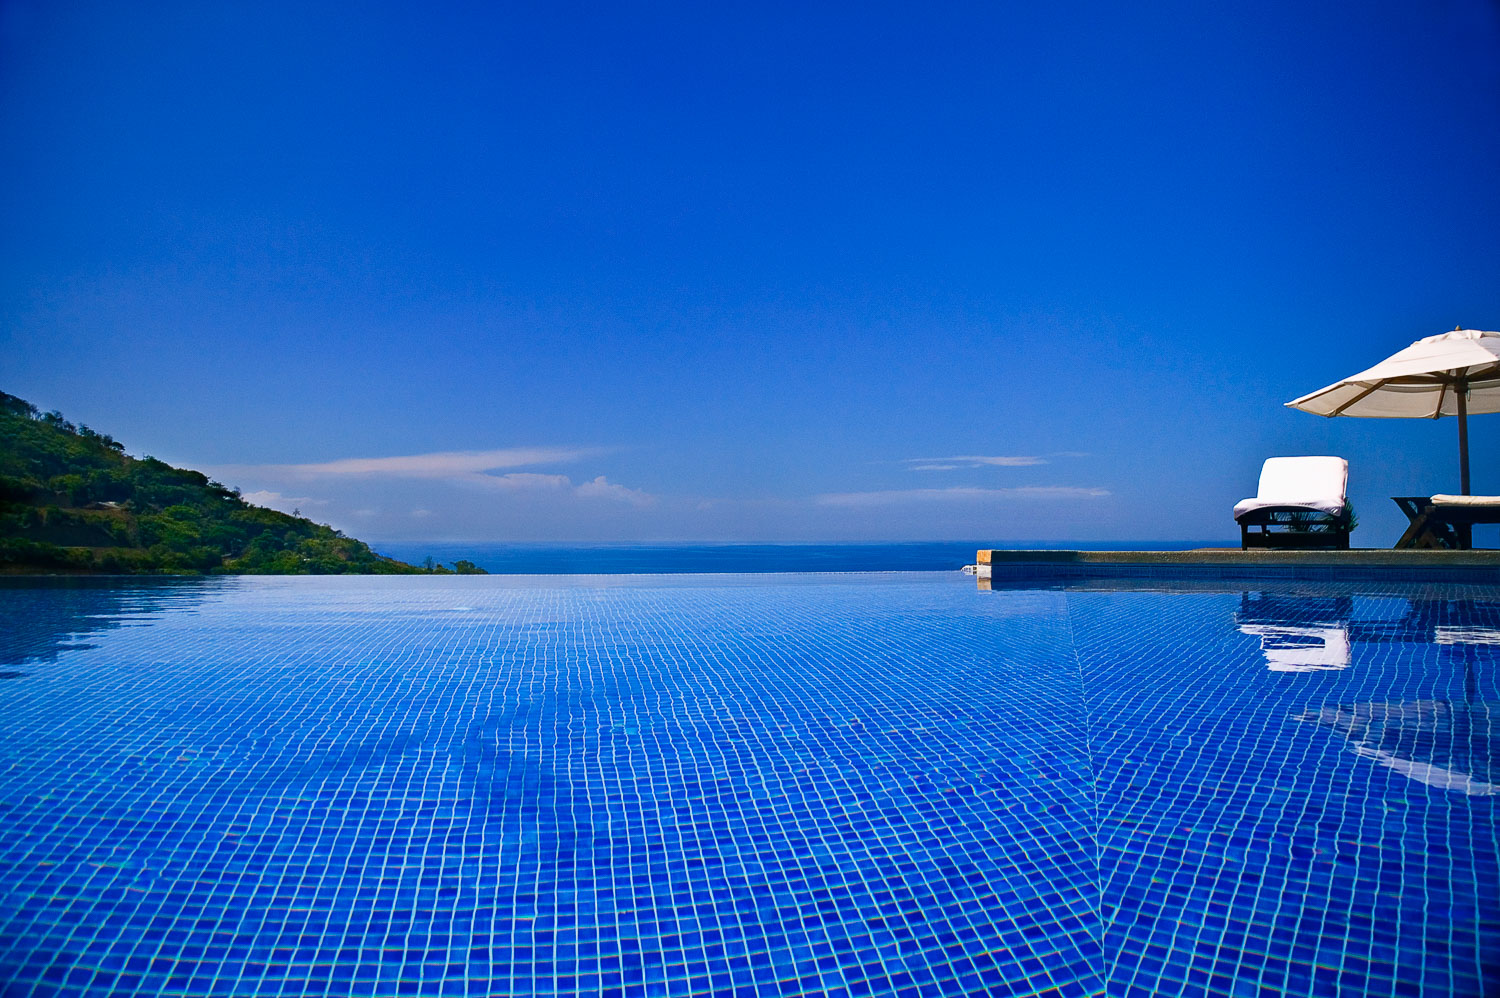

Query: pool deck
[975,547,1500,583]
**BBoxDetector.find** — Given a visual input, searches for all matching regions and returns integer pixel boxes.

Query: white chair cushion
[1430,494,1500,507]
[1234,497,1349,518]
[1256,456,1348,502]
[1234,456,1349,520]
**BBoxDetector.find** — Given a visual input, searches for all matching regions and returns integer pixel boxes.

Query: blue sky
[3,0,1498,544]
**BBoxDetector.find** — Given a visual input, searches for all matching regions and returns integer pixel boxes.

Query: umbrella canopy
[1286,328,1500,495]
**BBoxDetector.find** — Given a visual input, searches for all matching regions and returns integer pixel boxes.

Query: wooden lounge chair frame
[1238,509,1352,550]
[1392,497,1500,550]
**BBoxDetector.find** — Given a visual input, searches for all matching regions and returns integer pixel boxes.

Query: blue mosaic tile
[0,574,1496,996]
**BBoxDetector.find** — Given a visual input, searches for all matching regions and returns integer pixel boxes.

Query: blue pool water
[0,574,1495,997]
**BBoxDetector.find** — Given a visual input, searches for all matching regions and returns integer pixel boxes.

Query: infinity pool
[0,575,1495,996]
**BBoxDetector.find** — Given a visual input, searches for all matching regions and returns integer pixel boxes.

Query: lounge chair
[1393,495,1500,550]
[1234,456,1352,550]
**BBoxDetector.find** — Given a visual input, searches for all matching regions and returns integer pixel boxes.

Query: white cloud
[241,489,292,506]
[225,447,603,479]
[241,489,323,512]
[575,475,657,507]
[1005,486,1110,498]
[815,486,1111,506]
[456,471,656,505]
[478,472,571,491]
[214,442,661,529]
[905,455,1048,470]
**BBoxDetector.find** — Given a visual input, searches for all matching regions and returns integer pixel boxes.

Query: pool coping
[975,548,1500,583]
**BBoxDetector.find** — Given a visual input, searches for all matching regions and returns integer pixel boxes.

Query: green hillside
[0,391,483,575]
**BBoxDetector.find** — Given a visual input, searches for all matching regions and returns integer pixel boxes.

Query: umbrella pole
[1457,379,1470,497]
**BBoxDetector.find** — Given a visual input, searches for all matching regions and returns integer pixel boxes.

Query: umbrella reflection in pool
[1293,699,1497,796]
[1255,595,1500,795]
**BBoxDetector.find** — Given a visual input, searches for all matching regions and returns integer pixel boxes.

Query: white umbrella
[1286,328,1500,495]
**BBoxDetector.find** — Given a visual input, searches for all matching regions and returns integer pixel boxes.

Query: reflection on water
[1241,625,1351,670]
[1232,591,1500,795]
[0,577,221,669]
[970,575,1499,988]
[1235,593,1500,671]
[982,578,1500,798]
[1437,625,1500,645]
[1293,700,1498,796]
[1236,594,1353,671]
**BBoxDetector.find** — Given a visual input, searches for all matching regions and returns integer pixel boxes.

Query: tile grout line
[1060,591,1111,997]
